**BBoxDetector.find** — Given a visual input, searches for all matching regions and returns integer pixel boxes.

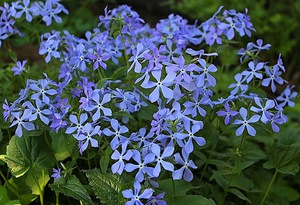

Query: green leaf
[210,170,233,181]
[114,111,136,121]
[228,188,251,203]
[85,169,125,205]
[111,66,128,79]
[0,185,21,205]
[173,195,216,205]
[230,174,254,191]
[159,178,195,197]
[50,131,77,161]
[50,175,94,205]
[272,183,300,202]
[100,146,113,173]
[4,136,55,195]
[263,143,300,175]
[5,177,38,205]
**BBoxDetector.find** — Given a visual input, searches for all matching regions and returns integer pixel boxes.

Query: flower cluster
[2,3,297,205]
[0,0,68,47]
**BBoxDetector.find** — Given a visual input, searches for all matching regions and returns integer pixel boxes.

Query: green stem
[220,173,234,205]
[87,150,91,169]
[239,133,247,151]
[0,170,18,194]
[260,170,278,205]
[172,177,176,198]
[55,192,59,205]
[44,131,59,167]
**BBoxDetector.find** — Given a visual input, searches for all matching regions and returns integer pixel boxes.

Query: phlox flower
[151,144,174,177]
[172,150,197,182]
[111,143,133,175]
[76,123,100,153]
[122,181,154,205]
[141,70,175,103]
[11,60,26,76]
[125,150,155,182]
[216,101,238,125]
[276,85,297,108]
[233,107,260,136]
[103,119,129,149]
[10,109,35,137]
[250,97,275,123]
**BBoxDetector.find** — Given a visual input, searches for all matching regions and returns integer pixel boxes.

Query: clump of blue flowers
[1,1,298,205]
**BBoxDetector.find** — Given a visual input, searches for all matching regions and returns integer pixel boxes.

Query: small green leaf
[85,169,124,205]
[50,175,94,205]
[173,195,216,205]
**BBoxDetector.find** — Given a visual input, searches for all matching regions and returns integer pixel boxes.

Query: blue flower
[65,113,88,136]
[174,120,206,154]
[103,119,129,149]
[151,144,174,177]
[30,79,57,104]
[195,59,217,87]
[228,73,248,95]
[15,0,35,22]
[85,92,112,122]
[262,65,285,93]
[216,101,238,125]
[125,150,155,182]
[233,107,260,136]
[128,43,149,73]
[250,97,275,123]
[276,85,297,107]
[10,109,35,137]
[141,70,175,103]
[25,99,52,125]
[242,61,264,83]
[172,150,197,182]
[146,192,167,205]
[111,143,133,175]
[122,181,154,205]
[76,123,100,153]
[11,60,26,76]
[51,168,61,180]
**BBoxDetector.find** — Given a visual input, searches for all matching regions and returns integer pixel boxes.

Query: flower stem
[260,170,278,205]
[55,192,60,205]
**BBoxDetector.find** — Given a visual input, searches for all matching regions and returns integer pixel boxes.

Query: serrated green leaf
[50,175,94,205]
[264,143,300,175]
[229,188,251,203]
[85,169,124,205]
[173,195,216,205]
